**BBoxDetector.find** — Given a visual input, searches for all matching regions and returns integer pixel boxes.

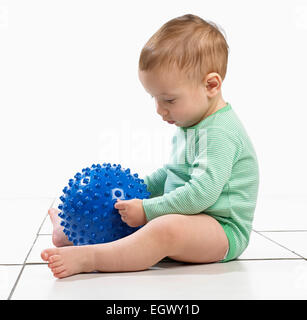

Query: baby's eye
[165,99,176,104]
[150,95,176,104]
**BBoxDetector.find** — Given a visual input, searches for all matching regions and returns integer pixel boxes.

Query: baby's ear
[204,73,222,95]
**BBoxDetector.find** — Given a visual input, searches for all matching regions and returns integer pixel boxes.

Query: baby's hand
[114,199,147,228]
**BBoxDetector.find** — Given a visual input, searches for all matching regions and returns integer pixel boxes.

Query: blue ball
[57,163,150,246]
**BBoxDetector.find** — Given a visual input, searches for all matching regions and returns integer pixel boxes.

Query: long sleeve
[142,127,244,221]
[144,167,168,198]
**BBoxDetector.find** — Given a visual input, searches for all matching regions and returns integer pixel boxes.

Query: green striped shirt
[142,102,260,261]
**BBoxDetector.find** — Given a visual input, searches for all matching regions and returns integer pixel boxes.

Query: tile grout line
[36,197,56,235]
[7,239,39,300]
[7,198,56,300]
[254,230,307,260]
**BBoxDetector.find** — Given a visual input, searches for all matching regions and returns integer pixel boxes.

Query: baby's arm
[143,166,167,198]
[142,128,243,221]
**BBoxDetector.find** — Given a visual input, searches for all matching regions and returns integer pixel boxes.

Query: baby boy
[41,14,259,278]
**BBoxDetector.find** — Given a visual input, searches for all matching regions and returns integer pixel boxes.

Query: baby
[41,14,259,278]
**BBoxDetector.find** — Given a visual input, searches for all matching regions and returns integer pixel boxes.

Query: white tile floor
[1,193,307,300]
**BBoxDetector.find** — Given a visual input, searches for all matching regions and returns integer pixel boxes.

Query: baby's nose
[156,104,168,117]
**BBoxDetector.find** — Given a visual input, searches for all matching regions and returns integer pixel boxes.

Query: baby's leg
[41,213,228,278]
[165,213,229,263]
[41,215,174,278]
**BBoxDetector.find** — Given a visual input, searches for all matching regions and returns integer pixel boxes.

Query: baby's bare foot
[48,208,73,247]
[41,246,95,278]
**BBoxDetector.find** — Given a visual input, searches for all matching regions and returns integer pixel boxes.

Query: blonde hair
[139,14,229,86]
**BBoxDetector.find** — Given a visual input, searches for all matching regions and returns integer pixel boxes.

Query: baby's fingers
[118,209,127,216]
[114,200,126,210]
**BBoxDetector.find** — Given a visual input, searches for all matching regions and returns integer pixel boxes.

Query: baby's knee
[147,214,183,243]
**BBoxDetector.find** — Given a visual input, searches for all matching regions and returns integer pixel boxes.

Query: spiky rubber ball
[57,163,150,246]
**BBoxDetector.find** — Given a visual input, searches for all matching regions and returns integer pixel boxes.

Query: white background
[0,0,306,199]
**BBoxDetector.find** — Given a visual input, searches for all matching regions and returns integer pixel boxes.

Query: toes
[53,269,69,279]
[41,248,59,262]
[48,208,56,215]
[48,259,63,269]
[52,266,66,275]
[48,261,62,269]
[48,207,60,216]
[48,254,61,263]
[41,250,50,261]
